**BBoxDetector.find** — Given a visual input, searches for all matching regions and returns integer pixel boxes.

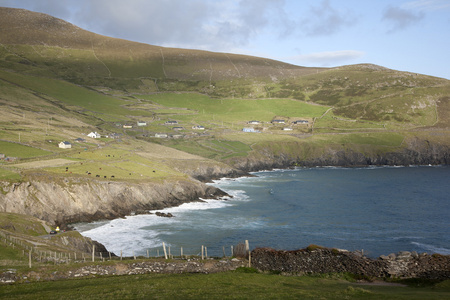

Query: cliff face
[0,177,227,226]
[229,137,450,172]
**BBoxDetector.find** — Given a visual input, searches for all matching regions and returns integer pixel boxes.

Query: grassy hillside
[0,7,449,183]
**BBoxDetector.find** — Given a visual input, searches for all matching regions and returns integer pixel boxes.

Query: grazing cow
[88,172,91,175]
[104,176,107,178]
[153,170,156,173]
[111,175,115,178]
[96,175,100,177]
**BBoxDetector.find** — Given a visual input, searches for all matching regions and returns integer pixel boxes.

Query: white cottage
[58,141,72,149]
[87,132,101,139]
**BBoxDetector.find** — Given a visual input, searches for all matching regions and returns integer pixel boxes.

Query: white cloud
[290,50,365,66]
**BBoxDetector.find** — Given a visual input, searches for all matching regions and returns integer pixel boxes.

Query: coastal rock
[0,177,227,226]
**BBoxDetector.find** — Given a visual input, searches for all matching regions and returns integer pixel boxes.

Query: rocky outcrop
[0,176,227,226]
[251,247,450,280]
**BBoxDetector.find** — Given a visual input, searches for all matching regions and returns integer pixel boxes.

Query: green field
[1,270,448,300]
[0,141,51,158]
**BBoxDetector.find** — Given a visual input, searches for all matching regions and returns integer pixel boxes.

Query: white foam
[411,242,450,255]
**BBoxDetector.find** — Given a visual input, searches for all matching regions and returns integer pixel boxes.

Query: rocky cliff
[229,137,450,172]
[0,175,227,226]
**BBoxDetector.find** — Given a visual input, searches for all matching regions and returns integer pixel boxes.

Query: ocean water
[75,166,450,258]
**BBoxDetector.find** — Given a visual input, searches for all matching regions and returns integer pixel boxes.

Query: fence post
[92,245,95,262]
[231,245,233,257]
[201,245,204,260]
[120,250,123,261]
[163,242,168,259]
[29,250,32,268]
[181,247,183,258]
[223,246,226,257]
[147,249,149,259]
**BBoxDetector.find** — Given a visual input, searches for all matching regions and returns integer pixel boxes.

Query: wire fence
[1,230,251,268]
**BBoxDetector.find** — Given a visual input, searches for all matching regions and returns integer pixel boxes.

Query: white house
[155,133,168,138]
[248,120,261,125]
[58,141,72,149]
[87,132,101,139]
[242,127,259,133]
[137,121,147,126]
[192,125,205,130]
[283,127,293,131]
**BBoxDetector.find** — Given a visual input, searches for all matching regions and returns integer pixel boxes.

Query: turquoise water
[76,166,450,258]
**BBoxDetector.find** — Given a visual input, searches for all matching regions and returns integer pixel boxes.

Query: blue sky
[1,0,449,79]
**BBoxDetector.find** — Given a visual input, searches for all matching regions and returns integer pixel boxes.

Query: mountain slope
[0,7,323,89]
[0,7,449,225]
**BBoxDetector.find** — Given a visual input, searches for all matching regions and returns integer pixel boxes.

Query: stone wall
[251,247,450,280]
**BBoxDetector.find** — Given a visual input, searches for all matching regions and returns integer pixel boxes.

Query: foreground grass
[1,271,449,300]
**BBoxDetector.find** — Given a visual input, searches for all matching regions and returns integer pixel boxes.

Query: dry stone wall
[251,247,450,280]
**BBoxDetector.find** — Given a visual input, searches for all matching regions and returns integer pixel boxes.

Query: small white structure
[283,127,293,131]
[271,119,285,124]
[242,127,259,133]
[123,124,133,129]
[87,132,101,139]
[58,141,72,149]
[248,120,261,125]
[155,133,168,138]
[137,121,147,126]
[192,125,205,130]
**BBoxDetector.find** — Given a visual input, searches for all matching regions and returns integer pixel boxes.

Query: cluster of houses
[242,119,309,133]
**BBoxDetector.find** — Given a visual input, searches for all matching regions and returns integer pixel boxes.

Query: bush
[306,244,324,251]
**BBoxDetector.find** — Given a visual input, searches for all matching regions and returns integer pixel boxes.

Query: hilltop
[0,7,449,226]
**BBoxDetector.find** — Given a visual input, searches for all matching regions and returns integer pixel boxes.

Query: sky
[1,0,449,79]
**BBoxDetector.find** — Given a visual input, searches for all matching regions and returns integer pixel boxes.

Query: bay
[75,166,450,258]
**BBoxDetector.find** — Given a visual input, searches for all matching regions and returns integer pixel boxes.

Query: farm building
[248,120,261,125]
[87,132,101,139]
[192,125,205,130]
[137,121,147,126]
[155,133,168,138]
[283,127,293,131]
[58,141,72,149]
[165,120,178,125]
[271,119,285,124]
[123,124,133,129]
[293,120,309,124]
[74,138,86,143]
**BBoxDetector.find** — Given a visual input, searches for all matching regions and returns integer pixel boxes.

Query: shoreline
[74,166,449,260]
